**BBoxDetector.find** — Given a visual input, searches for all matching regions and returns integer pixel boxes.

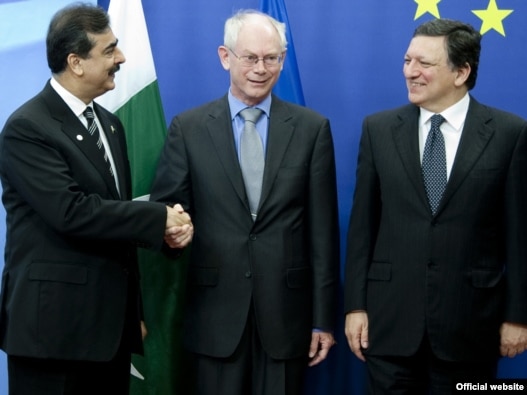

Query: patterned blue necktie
[422,114,446,215]
[239,108,264,221]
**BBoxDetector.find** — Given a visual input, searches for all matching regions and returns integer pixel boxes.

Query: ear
[67,53,84,77]
[218,46,230,71]
[279,50,287,72]
[454,62,471,87]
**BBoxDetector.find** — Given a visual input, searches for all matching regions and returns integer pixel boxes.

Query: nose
[403,59,419,77]
[115,46,126,64]
[253,59,267,72]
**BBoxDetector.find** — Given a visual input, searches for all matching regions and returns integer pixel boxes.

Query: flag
[96,1,190,393]
[259,0,305,105]
[97,0,165,198]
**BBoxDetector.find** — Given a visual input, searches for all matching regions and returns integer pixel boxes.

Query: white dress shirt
[419,93,470,180]
[50,77,120,194]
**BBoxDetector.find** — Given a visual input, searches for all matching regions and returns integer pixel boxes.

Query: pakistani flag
[97,0,165,198]
[97,0,190,393]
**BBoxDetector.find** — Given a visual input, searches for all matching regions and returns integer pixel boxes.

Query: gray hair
[224,9,287,51]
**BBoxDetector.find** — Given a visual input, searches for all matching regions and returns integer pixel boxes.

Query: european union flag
[349,0,527,119]
[259,0,306,106]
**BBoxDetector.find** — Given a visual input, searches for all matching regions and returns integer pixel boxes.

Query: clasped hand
[165,204,193,248]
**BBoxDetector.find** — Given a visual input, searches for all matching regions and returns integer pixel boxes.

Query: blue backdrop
[2,0,527,393]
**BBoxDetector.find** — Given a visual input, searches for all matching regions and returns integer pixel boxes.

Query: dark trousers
[190,310,308,395]
[7,346,131,395]
[365,335,498,395]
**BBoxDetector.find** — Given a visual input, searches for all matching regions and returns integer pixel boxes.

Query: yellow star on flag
[414,0,441,20]
[472,0,513,36]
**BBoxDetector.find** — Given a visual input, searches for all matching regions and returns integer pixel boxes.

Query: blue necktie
[239,108,264,221]
[422,114,446,215]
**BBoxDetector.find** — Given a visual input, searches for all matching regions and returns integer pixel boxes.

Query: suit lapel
[259,97,294,211]
[45,84,121,199]
[392,105,430,209]
[206,97,250,209]
[206,96,295,217]
[94,104,126,199]
[437,99,494,213]
[392,99,495,216]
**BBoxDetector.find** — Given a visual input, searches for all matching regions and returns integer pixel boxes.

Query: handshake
[165,203,193,248]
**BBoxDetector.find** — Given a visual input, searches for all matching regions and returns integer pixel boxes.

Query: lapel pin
[111,125,116,133]
[76,135,84,141]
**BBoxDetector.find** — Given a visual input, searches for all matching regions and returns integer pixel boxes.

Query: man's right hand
[344,311,369,362]
[165,204,193,248]
[166,203,191,227]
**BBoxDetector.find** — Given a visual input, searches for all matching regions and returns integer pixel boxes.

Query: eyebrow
[103,38,119,52]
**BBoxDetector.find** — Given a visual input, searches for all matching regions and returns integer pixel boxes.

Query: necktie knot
[84,106,95,120]
[83,106,98,137]
[430,114,445,131]
[240,107,263,124]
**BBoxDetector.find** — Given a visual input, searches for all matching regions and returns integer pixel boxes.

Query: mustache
[110,64,120,74]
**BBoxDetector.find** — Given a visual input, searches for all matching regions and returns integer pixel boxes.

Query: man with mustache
[0,4,193,394]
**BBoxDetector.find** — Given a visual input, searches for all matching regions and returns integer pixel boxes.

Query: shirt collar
[420,92,470,131]
[50,77,94,118]
[228,90,271,120]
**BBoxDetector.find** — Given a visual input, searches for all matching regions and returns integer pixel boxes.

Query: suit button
[249,234,257,241]
[245,271,252,278]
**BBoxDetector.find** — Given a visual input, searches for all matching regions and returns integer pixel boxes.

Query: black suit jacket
[0,81,167,361]
[151,95,339,359]
[344,97,527,361]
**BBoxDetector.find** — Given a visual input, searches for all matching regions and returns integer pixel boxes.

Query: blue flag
[259,0,305,105]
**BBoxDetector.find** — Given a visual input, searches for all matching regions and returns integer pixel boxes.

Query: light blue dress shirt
[228,90,271,160]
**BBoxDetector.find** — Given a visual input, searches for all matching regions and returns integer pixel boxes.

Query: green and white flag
[97,0,165,198]
[97,1,190,393]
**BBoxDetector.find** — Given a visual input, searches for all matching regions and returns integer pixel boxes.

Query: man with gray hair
[151,9,339,395]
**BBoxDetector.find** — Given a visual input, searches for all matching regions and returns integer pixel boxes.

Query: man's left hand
[308,330,336,367]
[500,322,527,357]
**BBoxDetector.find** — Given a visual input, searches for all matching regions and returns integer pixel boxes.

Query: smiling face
[218,14,285,107]
[75,29,126,102]
[403,35,470,113]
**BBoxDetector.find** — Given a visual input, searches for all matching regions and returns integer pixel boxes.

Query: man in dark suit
[344,18,527,393]
[0,4,193,395]
[150,9,339,395]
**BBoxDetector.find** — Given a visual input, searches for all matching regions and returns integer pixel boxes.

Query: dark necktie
[83,106,113,178]
[239,108,264,220]
[422,114,446,215]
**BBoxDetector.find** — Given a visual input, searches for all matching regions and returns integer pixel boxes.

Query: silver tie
[239,108,264,220]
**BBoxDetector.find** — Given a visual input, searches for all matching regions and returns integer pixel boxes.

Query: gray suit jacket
[151,94,340,359]
[344,97,527,361]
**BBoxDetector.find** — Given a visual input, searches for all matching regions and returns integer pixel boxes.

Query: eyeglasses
[228,47,283,67]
